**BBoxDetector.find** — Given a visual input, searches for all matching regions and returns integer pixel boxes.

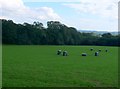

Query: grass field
[2,45,118,87]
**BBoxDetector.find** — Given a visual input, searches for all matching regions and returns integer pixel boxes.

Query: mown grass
[2,45,118,87]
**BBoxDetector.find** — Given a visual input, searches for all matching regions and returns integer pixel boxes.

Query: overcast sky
[0,0,119,32]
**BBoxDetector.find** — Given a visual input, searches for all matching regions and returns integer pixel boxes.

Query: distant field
[2,45,118,87]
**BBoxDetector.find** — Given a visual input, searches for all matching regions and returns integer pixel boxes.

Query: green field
[2,45,118,87]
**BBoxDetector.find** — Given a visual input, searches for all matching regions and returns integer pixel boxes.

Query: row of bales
[90,48,108,52]
[57,48,108,56]
[81,52,99,56]
[82,48,108,56]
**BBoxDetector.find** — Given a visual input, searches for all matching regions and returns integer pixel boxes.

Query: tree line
[1,19,120,46]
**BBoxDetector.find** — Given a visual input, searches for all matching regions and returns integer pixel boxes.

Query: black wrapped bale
[105,49,108,52]
[95,52,99,56]
[63,51,68,56]
[57,50,62,55]
[99,49,101,52]
[82,53,87,56]
[65,51,68,56]
[90,48,93,51]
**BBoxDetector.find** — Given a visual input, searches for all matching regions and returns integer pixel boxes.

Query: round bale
[95,52,99,56]
[98,49,101,52]
[63,51,68,56]
[90,48,94,51]
[82,53,87,56]
[105,49,108,52]
[57,50,62,55]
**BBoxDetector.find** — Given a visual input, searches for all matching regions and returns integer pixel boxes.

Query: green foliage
[1,19,120,46]
[0,45,2,88]
[2,45,118,87]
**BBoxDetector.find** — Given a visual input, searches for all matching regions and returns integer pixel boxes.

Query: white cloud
[22,0,86,2]
[63,0,118,19]
[78,18,117,32]
[62,17,118,32]
[0,0,118,31]
[0,0,61,23]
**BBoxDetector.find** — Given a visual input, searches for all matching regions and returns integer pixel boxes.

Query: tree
[33,21,44,29]
[102,33,112,38]
[2,19,120,46]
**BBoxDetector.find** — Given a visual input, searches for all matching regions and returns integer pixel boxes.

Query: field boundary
[1,87,119,89]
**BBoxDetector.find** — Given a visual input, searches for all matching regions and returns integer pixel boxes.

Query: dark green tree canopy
[1,19,119,46]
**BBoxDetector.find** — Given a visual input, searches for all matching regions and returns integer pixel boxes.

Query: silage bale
[82,53,87,56]
[57,50,62,55]
[90,48,94,51]
[99,49,101,52]
[63,51,68,56]
[105,49,108,52]
[95,52,99,56]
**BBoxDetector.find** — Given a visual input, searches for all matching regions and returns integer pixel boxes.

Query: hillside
[79,30,119,35]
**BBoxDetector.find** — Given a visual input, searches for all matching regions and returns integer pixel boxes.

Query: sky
[0,0,119,32]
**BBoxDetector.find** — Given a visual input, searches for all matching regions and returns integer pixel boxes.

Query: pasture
[2,45,118,87]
